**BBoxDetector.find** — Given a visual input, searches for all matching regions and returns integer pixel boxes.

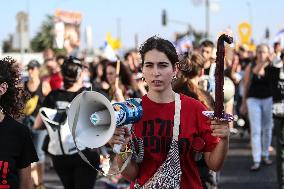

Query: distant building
[12,11,30,51]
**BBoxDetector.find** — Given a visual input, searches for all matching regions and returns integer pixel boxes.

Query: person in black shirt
[271,51,284,188]
[240,44,274,171]
[33,56,101,189]
[0,57,38,189]
[22,59,47,188]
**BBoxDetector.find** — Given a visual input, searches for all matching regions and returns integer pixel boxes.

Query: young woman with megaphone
[108,36,230,189]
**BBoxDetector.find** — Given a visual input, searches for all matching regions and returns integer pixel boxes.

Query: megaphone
[199,75,235,103]
[67,91,143,153]
[223,77,235,103]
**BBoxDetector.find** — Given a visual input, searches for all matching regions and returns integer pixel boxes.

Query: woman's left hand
[210,119,230,139]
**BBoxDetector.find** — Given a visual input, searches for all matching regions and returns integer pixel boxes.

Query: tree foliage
[31,15,54,52]
[2,34,14,52]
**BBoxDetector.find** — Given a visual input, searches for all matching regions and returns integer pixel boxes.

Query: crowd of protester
[4,37,284,188]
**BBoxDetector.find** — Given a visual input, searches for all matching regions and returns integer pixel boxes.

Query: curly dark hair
[0,57,29,118]
[139,36,179,67]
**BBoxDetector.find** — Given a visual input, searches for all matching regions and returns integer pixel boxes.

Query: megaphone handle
[112,124,132,153]
[113,137,123,154]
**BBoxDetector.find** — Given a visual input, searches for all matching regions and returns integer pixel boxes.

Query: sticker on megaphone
[113,98,143,126]
[90,109,111,126]
[90,98,143,128]
[89,98,143,154]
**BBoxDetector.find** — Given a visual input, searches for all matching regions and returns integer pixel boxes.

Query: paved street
[44,130,278,189]
[219,131,277,189]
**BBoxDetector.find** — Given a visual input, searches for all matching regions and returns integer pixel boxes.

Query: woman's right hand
[108,127,131,151]
[114,85,125,102]
[137,80,147,96]
[101,81,109,90]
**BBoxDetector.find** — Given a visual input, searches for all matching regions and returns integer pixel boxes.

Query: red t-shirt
[49,72,63,90]
[130,94,220,189]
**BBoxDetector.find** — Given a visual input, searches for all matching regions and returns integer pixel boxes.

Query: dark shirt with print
[270,66,284,102]
[0,115,38,189]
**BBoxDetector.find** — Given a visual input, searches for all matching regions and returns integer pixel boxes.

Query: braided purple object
[214,34,233,119]
[202,34,234,122]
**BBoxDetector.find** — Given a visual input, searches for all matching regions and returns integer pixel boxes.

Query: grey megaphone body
[199,75,235,103]
[67,91,143,153]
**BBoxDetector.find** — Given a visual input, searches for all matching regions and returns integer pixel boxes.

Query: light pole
[205,0,210,37]
[161,10,194,34]
[26,0,30,52]
[247,1,252,26]
[116,18,121,40]
[134,33,138,50]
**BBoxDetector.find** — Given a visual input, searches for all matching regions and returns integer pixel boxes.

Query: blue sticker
[90,113,99,125]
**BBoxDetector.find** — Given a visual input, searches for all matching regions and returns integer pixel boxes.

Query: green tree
[31,15,54,52]
[2,34,14,52]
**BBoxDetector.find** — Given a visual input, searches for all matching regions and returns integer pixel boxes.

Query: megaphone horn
[68,91,143,152]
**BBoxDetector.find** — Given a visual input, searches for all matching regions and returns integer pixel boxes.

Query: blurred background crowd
[1,0,284,188]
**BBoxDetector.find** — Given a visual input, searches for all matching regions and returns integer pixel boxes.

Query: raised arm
[240,64,251,115]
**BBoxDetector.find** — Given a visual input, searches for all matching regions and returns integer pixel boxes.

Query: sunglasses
[65,56,83,67]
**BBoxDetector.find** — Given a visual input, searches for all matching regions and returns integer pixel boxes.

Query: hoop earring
[0,106,3,113]
[172,75,177,81]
